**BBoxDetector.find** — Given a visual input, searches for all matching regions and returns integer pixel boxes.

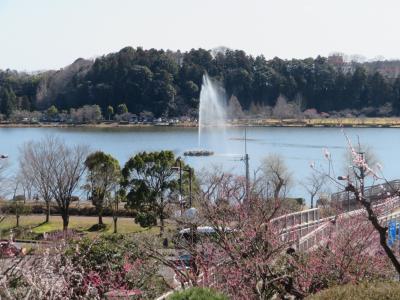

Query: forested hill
[2,47,400,118]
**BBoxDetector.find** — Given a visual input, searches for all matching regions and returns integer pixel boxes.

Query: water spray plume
[198,74,227,149]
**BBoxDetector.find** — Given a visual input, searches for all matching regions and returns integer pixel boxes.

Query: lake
[0,126,398,203]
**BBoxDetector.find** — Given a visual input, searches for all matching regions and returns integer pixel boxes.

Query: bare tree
[301,172,326,208]
[272,95,302,119]
[20,139,54,223]
[5,175,31,228]
[198,168,247,205]
[227,95,244,119]
[70,105,102,123]
[49,139,88,232]
[16,169,34,203]
[0,158,10,224]
[260,154,292,200]
[248,102,272,118]
[0,158,9,198]
[20,136,88,230]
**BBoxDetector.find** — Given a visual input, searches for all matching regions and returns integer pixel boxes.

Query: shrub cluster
[168,287,228,300]
[307,281,400,300]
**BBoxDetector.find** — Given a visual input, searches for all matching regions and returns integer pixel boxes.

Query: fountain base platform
[184,150,214,157]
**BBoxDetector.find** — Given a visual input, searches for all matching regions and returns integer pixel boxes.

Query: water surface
[1,126,398,203]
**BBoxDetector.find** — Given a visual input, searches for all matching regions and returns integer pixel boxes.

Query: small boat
[184,150,214,156]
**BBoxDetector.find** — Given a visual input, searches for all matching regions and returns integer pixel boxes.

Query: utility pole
[172,158,192,211]
[179,160,183,195]
[113,188,119,234]
[188,168,193,208]
[178,158,183,215]
[359,151,365,203]
[244,128,250,202]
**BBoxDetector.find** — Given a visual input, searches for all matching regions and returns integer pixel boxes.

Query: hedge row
[307,281,400,300]
[1,204,136,217]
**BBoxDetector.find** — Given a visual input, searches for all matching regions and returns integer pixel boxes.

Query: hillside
[1,47,400,118]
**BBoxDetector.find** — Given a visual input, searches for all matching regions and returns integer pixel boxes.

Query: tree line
[2,48,400,118]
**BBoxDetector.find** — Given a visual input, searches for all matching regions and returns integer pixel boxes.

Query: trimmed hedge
[1,203,135,217]
[168,287,228,300]
[307,281,400,300]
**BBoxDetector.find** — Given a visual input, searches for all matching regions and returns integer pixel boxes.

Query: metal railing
[331,180,400,209]
[271,181,400,236]
[296,196,400,251]
[271,207,320,228]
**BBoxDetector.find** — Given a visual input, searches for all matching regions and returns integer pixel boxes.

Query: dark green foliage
[66,234,135,270]
[84,151,121,225]
[0,70,40,116]
[122,151,179,233]
[122,151,193,233]
[3,198,31,215]
[106,105,114,120]
[87,223,108,232]
[4,48,400,117]
[46,105,58,118]
[117,103,128,114]
[17,202,135,217]
[168,287,228,300]
[4,197,32,227]
[135,211,157,228]
[0,86,17,116]
[307,281,400,300]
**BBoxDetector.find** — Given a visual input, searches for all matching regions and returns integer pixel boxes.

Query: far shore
[2,117,400,129]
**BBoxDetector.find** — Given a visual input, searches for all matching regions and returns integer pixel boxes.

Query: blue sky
[1,0,399,71]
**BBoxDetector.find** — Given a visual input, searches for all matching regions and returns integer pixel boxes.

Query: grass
[234,117,400,127]
[0,214,162,239]
[307,281,400,300]
[305,117,400,127]
[168,287,228,300]
[5,117,400,129]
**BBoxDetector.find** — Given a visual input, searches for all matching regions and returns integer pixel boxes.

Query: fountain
[198,73,227,145]
[184,74,227,157]
[185,74,227,156]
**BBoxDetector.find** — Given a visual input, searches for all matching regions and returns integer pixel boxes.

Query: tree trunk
[45,201,50,223]
[97,206,103,225]
[159,200,165,235]
[62,213,69,234]
[113,216,118,233]
[160,214,165,235]
[16,215,20,227]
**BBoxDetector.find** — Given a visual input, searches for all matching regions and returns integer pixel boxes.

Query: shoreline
[2,118,400,129]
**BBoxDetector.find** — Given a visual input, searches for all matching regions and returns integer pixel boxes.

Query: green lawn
[0,214,162,239]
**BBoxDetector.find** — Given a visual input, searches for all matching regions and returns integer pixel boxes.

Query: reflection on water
[264,142,345,149]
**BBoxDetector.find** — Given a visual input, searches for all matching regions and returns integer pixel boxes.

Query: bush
[87,223,108,232]
[14,203,136,217]
[65,234,169,298]
[135,212,157,228]
[3,201,31,215]
[168,287,228,300]
[307,281,400,300]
